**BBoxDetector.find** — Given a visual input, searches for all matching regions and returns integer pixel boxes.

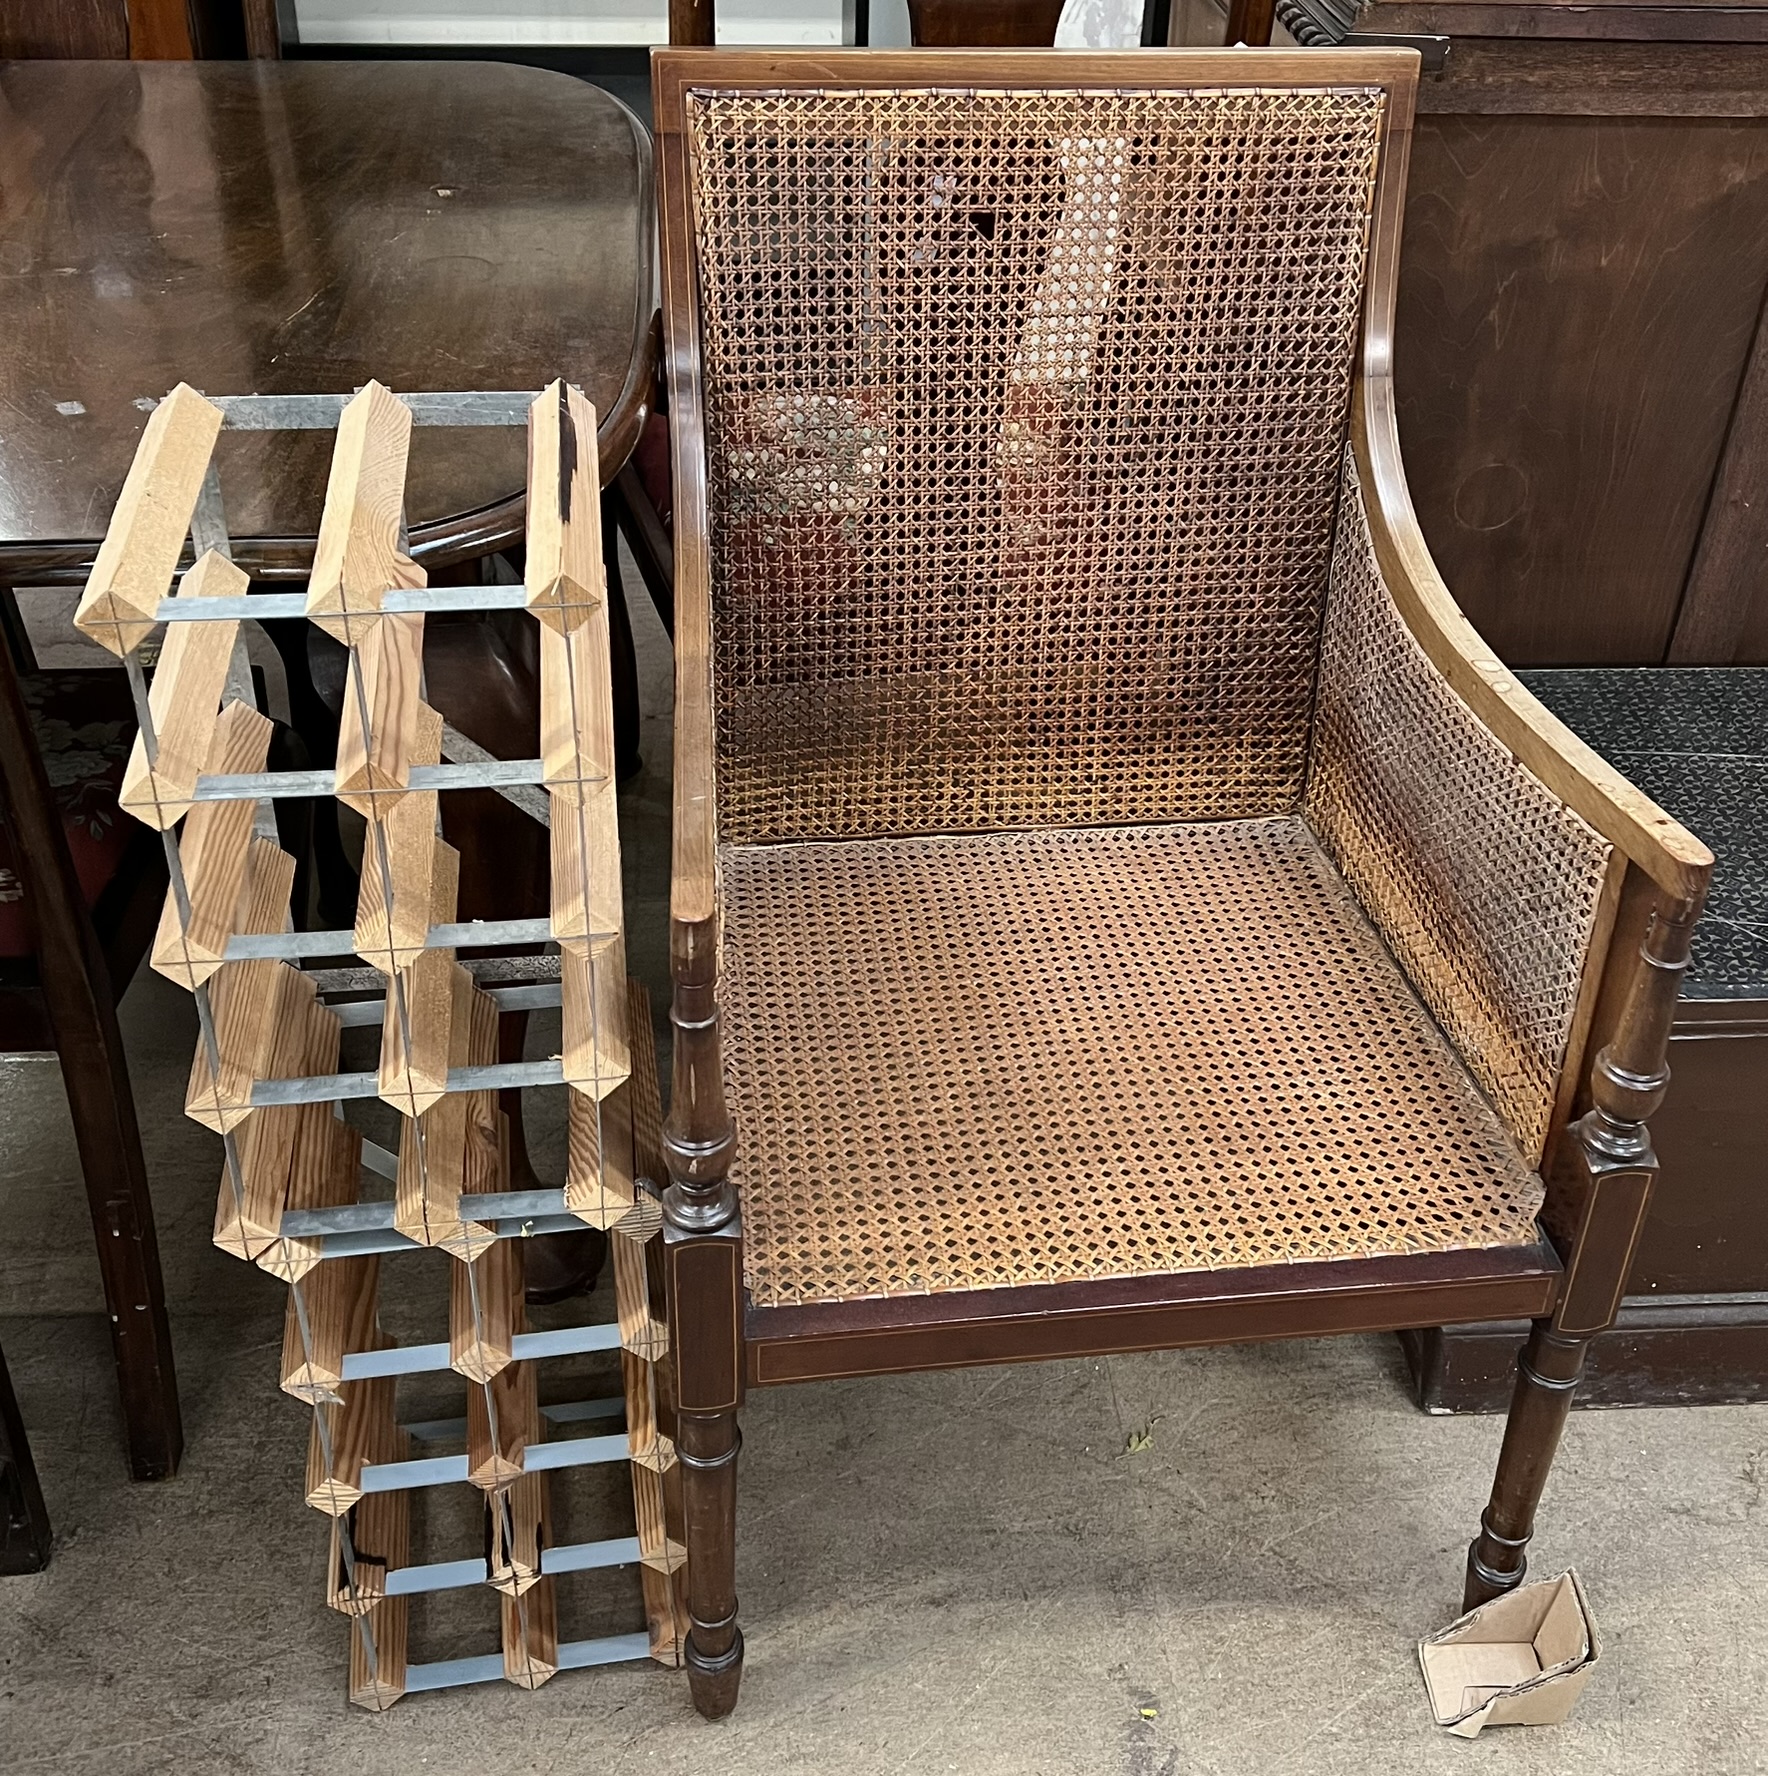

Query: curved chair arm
[1327,371,1712,1169]
[1353,374,1712,909]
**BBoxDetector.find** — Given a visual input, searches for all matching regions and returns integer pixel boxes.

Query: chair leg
[1464,1322,1589,1609]
[1,1338,53,1574]
[662,911,746,1719]
[678,1405,743,1718]
[0,641,182,1482]
[1465,876,1702,1612]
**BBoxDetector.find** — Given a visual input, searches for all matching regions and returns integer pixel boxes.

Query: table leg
[0,633,182,1483]
[602,492,644,781]
[1,1338,52,1573]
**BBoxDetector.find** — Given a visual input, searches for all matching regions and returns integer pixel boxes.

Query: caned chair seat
[721,818,1545,1310]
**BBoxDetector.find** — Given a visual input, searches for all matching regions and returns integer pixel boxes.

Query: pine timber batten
[329,1483,410,1617]
[502,1576,561,1688]
[119,549,248,825]
[525,380,604,634]
[282,1253,381,1403]
[467,1351,537,1491]
[186,959,319,1133]
[393,965,500,1250]
[378,945,459,1120]
[307,1368,400,1515]
[213,994,341,1262]
[354,702,452,973]
[257,1097,362,1283]
[307,380,425,643]
[489,1470,548,1596]
[73,382,224,656]
[451,1239,522,1383]
[349,1598,408,1710]
[149,703,279,990]
[336,612,427,816]
[533,382,631,1104]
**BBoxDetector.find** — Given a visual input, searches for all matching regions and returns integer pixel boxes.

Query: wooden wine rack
[78,380,685,1708]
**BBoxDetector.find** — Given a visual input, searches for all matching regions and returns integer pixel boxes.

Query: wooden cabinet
[1405,667,1768,1409]
[1247,0,1768,1404]
[1228,0,1768,667]
[1378,3,1768,667]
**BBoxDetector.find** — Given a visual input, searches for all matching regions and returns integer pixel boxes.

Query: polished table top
[0,58,653,581]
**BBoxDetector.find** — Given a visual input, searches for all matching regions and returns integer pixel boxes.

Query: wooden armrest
[1353,376,1713,908]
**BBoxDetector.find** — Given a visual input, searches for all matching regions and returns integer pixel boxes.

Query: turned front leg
[1465,1323,1588,1608]
[1464,885,1703,1611]
[662,912,746,1719]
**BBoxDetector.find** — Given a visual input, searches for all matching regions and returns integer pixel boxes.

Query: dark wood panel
[1395,113,1768,663]
[1402,1297,1768,1408]
[1417,36,1768,114]
[905,0,1064,42]
[1740,584,1768,658]
[125,0,195,56]
[1669,290,1768,662]
[0,0,128,55]
[1368,0,1768,41]
[1631,1008,1768,1293]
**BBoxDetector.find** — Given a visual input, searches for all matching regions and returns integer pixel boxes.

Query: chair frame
[652,47,1713,1719]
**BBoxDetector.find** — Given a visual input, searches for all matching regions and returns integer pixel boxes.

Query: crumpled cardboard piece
[1418,1571,1599,1737]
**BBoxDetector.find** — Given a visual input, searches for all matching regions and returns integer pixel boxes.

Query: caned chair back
[658,54,1418,847]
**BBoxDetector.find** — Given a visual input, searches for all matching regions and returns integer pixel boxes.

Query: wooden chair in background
[651,47,1712,1718]
[667,0,1174,45]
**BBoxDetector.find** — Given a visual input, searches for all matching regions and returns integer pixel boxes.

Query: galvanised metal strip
[194,758,568,801]
[157,586,531,621]
[401,1632,651,1694]
[224,917,567,962]
[382,1536,644,1599]
[358,1431,629,1493]
[339,1324,623,1381]
[250,1057,564,1107]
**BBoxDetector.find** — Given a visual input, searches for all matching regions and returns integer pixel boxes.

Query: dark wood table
[0,57,654,581]
[0,56,655,1485]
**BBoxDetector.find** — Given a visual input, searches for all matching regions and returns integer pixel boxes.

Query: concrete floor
[5,586,1768,1774]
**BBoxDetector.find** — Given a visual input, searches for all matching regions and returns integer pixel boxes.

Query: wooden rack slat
[119,550,246,825]
[75,382,223,656]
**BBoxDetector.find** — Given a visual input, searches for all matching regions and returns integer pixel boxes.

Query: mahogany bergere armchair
[652,48,1712,1719]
